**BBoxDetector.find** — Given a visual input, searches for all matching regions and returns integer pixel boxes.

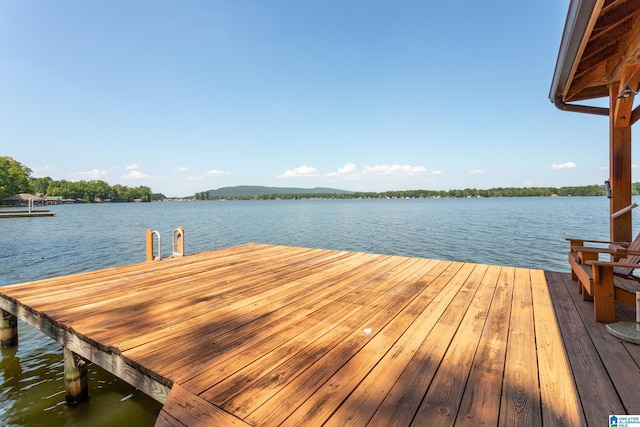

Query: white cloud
[326,162,359,178]
[121,170,150,180]
[126,164,139,170]
[469,169,485,175]
[326,163,434,181]
[174,166,189,172]
[550,162,576,170]
[187,175,204,181]
[73,169,108,179]
[277,165,317,178]
[206,169,228,176]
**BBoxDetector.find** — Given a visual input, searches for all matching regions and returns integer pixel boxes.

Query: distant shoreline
[190,184,612,201]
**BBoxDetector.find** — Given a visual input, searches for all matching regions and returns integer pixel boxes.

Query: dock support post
[1,310,18,348]
[146,229,154,261]
[146,229,161,261]
[64,347,88,404]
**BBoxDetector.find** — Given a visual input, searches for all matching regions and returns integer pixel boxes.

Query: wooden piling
[64,347,88,404]
[146,229,154,262]
[1,309,18,348]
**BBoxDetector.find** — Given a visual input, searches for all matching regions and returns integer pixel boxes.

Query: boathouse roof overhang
[549,0,640,119]
[550,0,640,243]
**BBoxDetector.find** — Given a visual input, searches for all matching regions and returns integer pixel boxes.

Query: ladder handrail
[172,226,185,257]
[146,229,162,261]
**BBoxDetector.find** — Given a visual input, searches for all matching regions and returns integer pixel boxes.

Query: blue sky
[0,0,631,197]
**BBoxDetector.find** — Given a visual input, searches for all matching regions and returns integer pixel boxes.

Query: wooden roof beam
[612,64,640,127]
[566,61,608,101]
[594,0,638,31]
[582,16,632,48]
[581,22,628,62]
[575,44,618,78]
[607,11,640,82]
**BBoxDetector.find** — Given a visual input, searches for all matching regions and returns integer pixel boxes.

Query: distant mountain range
[206,186,354,198]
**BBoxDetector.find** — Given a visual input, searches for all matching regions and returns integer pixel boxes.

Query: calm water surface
[1,197,638,425]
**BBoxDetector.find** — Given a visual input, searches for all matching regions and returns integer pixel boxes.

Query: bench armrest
[586,260,640,269]
[566,237,629,247]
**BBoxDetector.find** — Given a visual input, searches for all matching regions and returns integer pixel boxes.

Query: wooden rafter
[563,0,640,102]
[567,62,608,101]
[593,0,636,31]
[612,65,640,127]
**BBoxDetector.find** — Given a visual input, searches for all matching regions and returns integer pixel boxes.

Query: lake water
[1,197,638,425]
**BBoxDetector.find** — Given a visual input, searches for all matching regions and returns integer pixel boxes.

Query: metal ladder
[146,226,185,261]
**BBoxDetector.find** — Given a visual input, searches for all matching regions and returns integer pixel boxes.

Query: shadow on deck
[545,271,640,425]
[0,244,638,426]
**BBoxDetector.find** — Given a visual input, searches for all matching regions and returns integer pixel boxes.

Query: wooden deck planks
[1,243,635,427]
[118,251,383,357]
[185,256,429,400]
[546,271,640,419]
[243,259,465,426]
[499,267,542,425]
[210,259,456,420]
[410,264,496,426]
[105,249,359,358]
[530,269,584,426]
[545,271,627,424]
[143,253,418,383]
[352,262,478,426]
[454,266,514,426]
[156,384,251,427]
[277,262,482,427]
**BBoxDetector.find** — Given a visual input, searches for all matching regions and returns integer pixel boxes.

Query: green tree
[30,176,53,195]
[0,156,33,199]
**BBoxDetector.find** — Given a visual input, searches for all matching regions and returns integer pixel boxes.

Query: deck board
[454,266,513,426]
[1,243,638,426]
[545,271,629,424]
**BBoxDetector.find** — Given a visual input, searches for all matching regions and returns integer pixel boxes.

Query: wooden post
[1,309,18,348]
[177,226,184,255]
[609,82,633,243]
[146,229,154,261]
[64,347,88,404]
[593,265,616,324]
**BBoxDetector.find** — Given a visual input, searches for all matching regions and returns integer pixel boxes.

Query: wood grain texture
[2,243,633,426]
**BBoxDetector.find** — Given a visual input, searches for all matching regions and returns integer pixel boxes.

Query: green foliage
[352,185,608,199]
[0,156,33,199]
[29,177,152,202]
[198,184,613,200]
[194,191,210,200]
[206,186,353,199]
[30,176,53,195]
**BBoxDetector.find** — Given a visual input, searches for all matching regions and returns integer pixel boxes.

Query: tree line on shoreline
[5,156,640,203]
[0,157,162,202]
[195,183,640,200]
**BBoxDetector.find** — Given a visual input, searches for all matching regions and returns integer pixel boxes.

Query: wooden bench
[568,237,640,323]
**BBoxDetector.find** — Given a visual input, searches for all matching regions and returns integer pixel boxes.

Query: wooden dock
[0,209,55,218]
[0,243,638,426]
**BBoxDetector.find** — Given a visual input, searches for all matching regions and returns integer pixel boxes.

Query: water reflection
[2,197,639,425]
[0,322,161,426]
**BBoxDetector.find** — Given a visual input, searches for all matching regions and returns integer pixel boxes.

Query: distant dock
[0,209,55,218]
